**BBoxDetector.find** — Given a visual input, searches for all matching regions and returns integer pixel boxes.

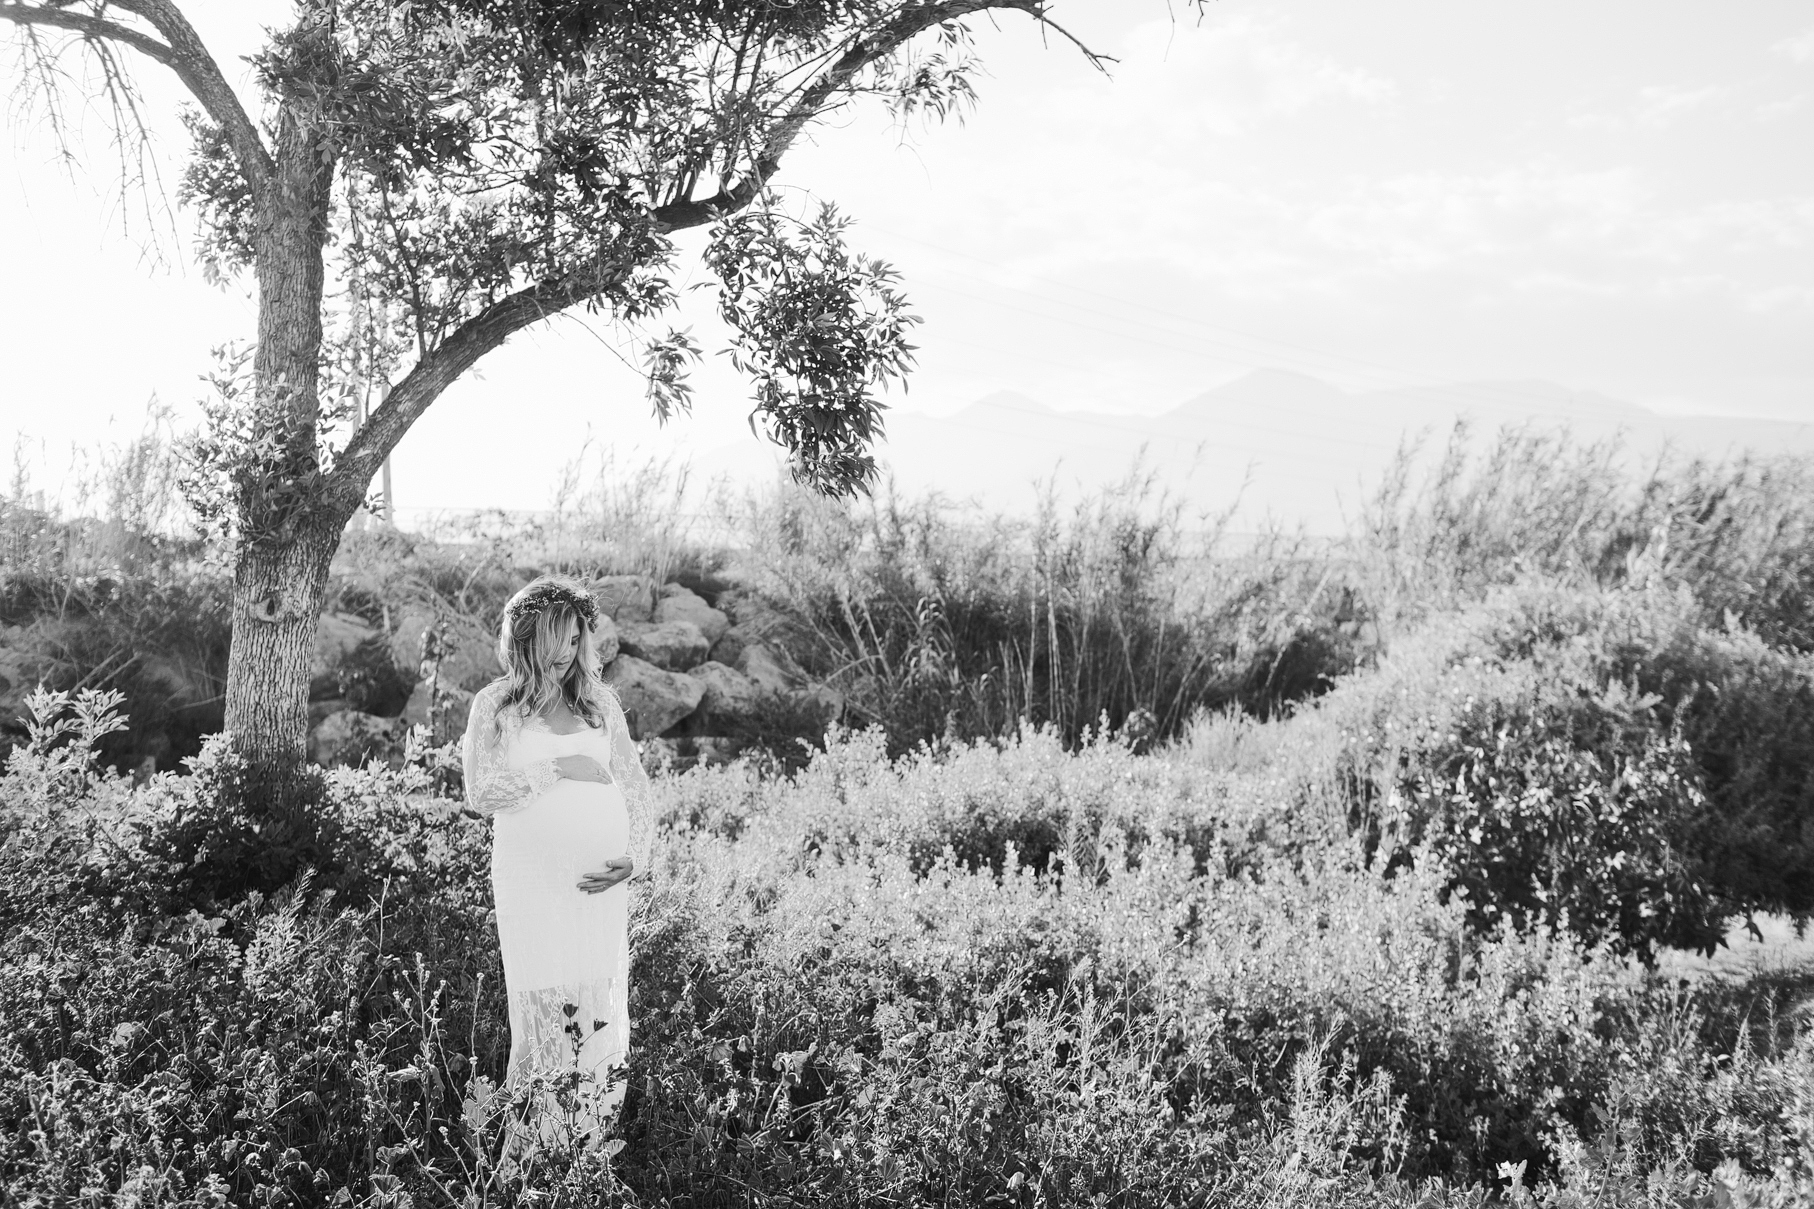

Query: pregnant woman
[461,575,651,1131]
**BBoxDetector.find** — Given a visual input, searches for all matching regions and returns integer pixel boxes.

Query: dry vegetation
[2,424,1812,1206]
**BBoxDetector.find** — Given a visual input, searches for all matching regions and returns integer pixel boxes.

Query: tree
[0,0,1128,795]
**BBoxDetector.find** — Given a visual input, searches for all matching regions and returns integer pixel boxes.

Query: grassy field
[1,428,1813,1205]
[1,692,1809,1206]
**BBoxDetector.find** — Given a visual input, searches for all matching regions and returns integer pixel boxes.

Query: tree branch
[0,3,174,66]
[107,0,274,193]
[653,0,1051,231]
[0,0,274,194]
[1026,12,1116,73]
[323,258,632,513]
[328,0,1107,510]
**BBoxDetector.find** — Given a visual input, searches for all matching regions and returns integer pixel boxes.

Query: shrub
[1401,681,1717,957]
[0,570,231,771]
[723,473,1366,755]
[610,743,1814,1194]
[1287,582,1814,957]
[3,600,1811,1206]
[0,706,510,1207]
[1361,425,1814,652]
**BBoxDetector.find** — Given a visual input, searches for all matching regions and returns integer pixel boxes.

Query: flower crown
[508,581,600,628]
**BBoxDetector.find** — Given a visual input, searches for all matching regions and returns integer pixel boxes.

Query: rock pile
[0,614,227,775]
[306,574,836,769]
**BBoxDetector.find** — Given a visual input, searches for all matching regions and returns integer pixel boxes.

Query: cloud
[1092,15,1398,141]
[1773,27,1814,64]
[1755,94,1807,121]
[810,8,1814,346]
[981,140,1814,314]
[1640,197,1814,257]
[1569,82,1735,133]
[1633,83,1731,125]
[1742,284,1814,314]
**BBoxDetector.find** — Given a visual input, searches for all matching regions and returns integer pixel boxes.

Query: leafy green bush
[0,697,509,1207]
[1286,582,1814,957]
[611,732,1814,1196]
[2,626,1811,1206]
[0,570,231,770]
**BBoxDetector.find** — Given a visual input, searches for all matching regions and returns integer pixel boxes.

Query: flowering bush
[1280,582,1814,958]
[1,689,1810,1206]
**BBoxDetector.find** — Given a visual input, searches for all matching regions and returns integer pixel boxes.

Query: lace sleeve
[604,688,654,876]
[462,683,558,816]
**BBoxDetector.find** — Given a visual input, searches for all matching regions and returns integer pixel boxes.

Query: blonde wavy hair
[491,574,610,738]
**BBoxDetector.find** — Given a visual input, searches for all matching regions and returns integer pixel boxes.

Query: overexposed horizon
[4,1,1811,519]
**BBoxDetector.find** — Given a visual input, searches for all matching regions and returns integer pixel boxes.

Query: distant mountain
[690,370,1814,534]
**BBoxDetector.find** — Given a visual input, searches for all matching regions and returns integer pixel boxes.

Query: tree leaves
[643,327,704,423]
[706,202,921,498]
[176,109,256,284]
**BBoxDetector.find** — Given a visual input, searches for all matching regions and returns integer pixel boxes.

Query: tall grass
[1361,422,1814,648]
[5,419,1814,1205]
[545,444,717,583]
[724,467,1364,753]
[11,415,1814,809]
[1,405,203,581]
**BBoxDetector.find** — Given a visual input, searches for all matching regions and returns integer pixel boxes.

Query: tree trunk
[223,90,339,795]
[223,518,340,785]
[252,103,329,488]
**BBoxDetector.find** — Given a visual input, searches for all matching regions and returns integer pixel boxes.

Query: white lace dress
[461,682,652,1112]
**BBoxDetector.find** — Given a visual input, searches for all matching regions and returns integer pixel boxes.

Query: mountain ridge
[691,370,1814,532]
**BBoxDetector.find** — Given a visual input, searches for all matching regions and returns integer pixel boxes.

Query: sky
[3,1,1811,518]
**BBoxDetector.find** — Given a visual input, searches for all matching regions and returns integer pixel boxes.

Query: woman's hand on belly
[555,754,614,784]
[578,856,634,894]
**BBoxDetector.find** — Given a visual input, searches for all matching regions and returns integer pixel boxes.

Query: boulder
[602,655,703,739]
[692,736,745,767]
[389,606,438,676]
[402,677,476,744]
[642,735,745,771]
[737,642,805,695]
[804,684,846,726]
[135,654,203,703]
[335,636,416,716]
[617,619,711,672]
[308,709,406,768]
[690,660,766,730]
[310,611,405,711]
[0,626,58,727]
[442,635,501,692]
[665,568,736,607]
[309,697,349,727]
[313,611,379,678]
[401,680,431,728]
[654,584,730,644]
[708,625,749,667]
[392,611,501,693]
[591,575,657,625]
[589,614,621,665]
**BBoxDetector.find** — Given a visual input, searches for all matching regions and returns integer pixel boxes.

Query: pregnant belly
[493,780,629,880]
